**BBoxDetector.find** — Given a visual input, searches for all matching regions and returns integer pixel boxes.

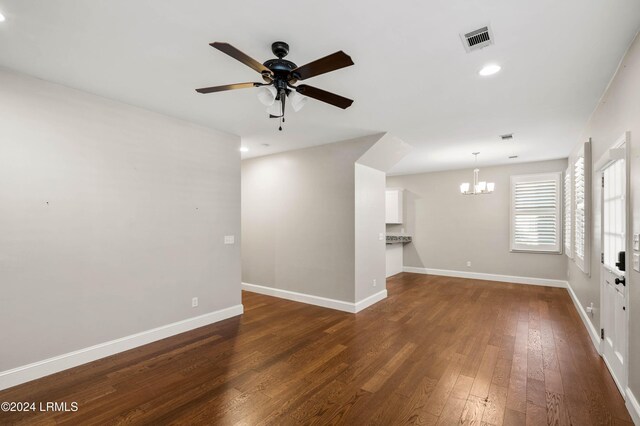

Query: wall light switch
[224,235,235,245]
[379,233,384,241]
[633,253,640,272]
[192,297,198,307]
[634,234,640,251]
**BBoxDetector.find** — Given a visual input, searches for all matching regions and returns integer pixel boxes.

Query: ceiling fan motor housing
[263,58,297,76]
[265,41,299,84]
[264,60,297,87]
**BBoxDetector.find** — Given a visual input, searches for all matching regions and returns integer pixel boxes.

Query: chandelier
[460,152,495,195]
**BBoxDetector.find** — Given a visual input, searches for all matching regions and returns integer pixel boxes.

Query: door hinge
[601,328,605,339]
[601,253,604,264]
[602,175,605,187]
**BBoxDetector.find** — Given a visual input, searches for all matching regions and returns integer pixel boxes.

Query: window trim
[510,171,563,254]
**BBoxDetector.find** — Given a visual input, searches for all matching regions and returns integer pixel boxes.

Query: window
[510,172,562,253]
[603,158,625,270]
[564,167,572,257]
[573,140,591,274]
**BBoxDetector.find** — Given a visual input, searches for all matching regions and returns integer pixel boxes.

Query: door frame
[596,131,630,397]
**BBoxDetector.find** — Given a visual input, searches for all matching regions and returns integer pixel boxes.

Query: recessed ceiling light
[239,147,249,153]
[479,64,501,76]
[0,11,6,22]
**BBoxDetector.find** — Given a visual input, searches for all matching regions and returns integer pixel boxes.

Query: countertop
[386,235,412,244]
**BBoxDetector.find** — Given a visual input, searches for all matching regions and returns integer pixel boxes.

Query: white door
[601,155,628,394]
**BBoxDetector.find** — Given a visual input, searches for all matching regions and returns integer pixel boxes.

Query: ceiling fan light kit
[196,41,354,131]
[257,86,277,106]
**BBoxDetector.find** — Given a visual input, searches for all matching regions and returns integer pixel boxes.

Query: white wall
[566,33,640,404]
[242,133,409,307]
[386,159,568,281]
[241,135,379,303]
[0,68,242,374]
[355,163,386,301]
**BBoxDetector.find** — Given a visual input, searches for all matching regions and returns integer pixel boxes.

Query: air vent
[461,25,494,53]
[509,155,518,159]
[500,133,514,141]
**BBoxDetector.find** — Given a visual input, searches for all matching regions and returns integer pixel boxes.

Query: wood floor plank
[525,401,547,426]
[361,342,416,393]
[504,407,526,426]
[460,395,488,425]
[546,391,571,426]
[437,374,474,425]
[0,273,631,425]
[388,370,440,425]
[544,367,564,395]
[482,383,508,425]
[423,353,465,416]
[492,357,512,388]
[470,345,500,398]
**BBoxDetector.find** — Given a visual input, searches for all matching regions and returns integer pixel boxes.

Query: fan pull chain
[279,99,285,131]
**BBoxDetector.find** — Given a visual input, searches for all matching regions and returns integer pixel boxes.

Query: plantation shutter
[510,172,562,253]
[564,167,572,257]
[574,156,586,264]
[571,141,591,274]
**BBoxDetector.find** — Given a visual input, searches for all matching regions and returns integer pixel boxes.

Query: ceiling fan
[196,41,354,130]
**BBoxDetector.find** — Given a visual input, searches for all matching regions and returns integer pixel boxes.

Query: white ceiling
[0,1,638,174]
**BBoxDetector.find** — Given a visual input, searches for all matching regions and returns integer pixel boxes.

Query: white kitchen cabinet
[386,243,403,277]
[385,189,403,224]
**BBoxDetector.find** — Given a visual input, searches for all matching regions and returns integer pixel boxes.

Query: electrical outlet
[466,261,471,267]
[224,235,235,245]
[373,279,377,287]
[378,233,384,241]
[192,297,198,307]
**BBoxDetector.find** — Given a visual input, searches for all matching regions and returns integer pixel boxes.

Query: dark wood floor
[0,273,632,425]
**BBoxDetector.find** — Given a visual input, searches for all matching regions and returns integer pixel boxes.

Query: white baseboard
[241,282,387,314]
[626,387,640,426]
[566,283,602,354]
[354,290,388,313]
[0,304,244,391]
[403,266,568,288]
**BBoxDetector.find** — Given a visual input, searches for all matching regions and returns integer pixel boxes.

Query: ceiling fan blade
[290,51,354,80]
[210,42,272,75]
[296,85,353,109]
[195,82,258,94]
